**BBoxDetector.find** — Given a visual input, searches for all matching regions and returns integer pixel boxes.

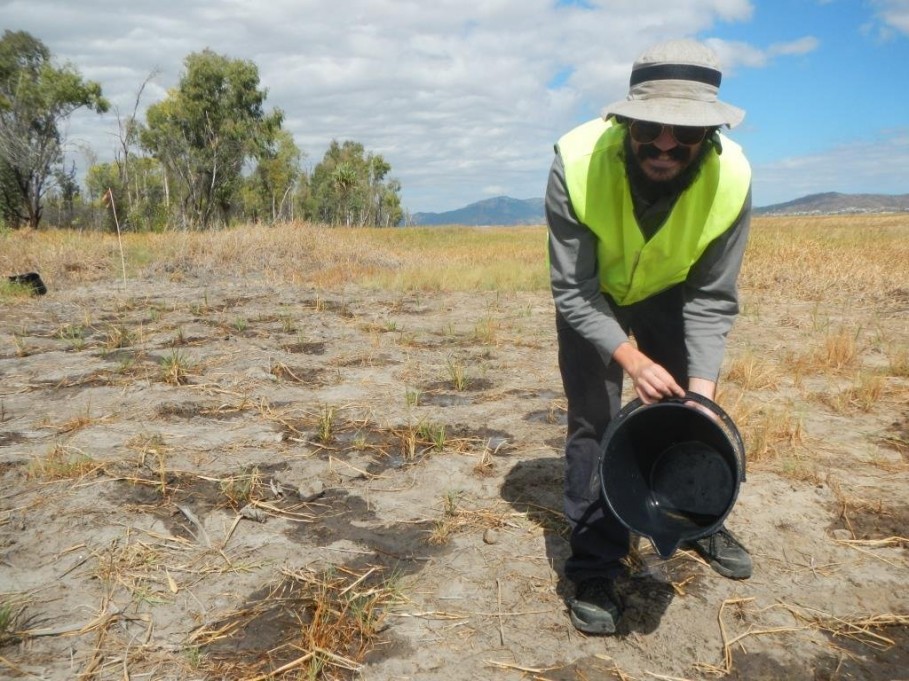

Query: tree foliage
[140,50,283,229]
[0,30,108,228]
[307,140,403,227]
[240,128,302,223]
[1,34,404,231]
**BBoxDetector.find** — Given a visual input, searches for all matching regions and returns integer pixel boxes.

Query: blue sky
[2,0,908,213]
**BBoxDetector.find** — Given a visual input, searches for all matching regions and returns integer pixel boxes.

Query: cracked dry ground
[1,278,907,680]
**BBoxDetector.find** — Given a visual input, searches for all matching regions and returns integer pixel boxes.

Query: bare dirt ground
[1,276,907,680]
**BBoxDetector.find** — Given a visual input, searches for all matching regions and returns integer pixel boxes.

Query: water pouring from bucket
[598,392,746,559]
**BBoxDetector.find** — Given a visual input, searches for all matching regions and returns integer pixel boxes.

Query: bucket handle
[606,391,747,482]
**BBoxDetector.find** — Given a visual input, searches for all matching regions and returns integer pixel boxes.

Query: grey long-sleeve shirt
[546,151,752,381]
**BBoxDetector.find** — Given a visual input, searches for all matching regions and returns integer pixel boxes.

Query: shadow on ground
[500,456,674,635]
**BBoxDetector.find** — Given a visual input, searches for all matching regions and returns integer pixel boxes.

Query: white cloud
[871,0,909,37]
[753,128,909,206]
[0,0,883,214]
[768,36,820,56]
[705,36,819,72]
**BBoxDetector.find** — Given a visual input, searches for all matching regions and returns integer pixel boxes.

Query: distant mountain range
[752,192,909,216]
[409,192,909,226]
[411,196,544,226]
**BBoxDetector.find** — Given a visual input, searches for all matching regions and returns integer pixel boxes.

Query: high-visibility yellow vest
[557,118,751,306]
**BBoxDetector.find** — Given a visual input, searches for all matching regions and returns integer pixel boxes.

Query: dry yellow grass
[1,223,549,292]
[3,214,907,480]
[740,214,909,304]
[2,214,907,298]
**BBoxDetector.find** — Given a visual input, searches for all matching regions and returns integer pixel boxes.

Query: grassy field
[3,214,907,295]
[3,212,907,474]
[1,213,907,679]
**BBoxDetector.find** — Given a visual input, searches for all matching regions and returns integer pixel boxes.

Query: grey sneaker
[568,578,622,634]
[684,527,752,579]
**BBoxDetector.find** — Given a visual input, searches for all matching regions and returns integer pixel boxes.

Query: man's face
[626,120,709,183]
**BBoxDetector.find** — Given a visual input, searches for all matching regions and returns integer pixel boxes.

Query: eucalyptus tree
[241,128,303,223]
[307,140,403,227]
[140,49,282,229]
[0,30,108,228]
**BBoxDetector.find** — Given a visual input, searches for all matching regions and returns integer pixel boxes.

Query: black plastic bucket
[598,392,746,559]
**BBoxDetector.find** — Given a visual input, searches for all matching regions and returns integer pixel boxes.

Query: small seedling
[405,388,421,407]
[58,323,87,351]
[474,316,499,345]
[351,432,368,451]
[474,445,494,476]
[418,421,446,452]
[280,315,297,333]
[317,404,336,444]
[183,646,205,670]
[104,324,133,350]
[220,467,264,508]
[0,599,25,646]
[27,444,96,480]
[171,326,187,346]
[12,332,29,357]
[161,350,192,385]
[825,327,861,370]
[400,426,418,460]
[446,356,470,391]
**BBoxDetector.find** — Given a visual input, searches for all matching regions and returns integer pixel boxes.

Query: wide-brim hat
[602,39,745,128]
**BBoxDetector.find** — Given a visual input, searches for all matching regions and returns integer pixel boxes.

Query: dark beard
[623,133,711,202]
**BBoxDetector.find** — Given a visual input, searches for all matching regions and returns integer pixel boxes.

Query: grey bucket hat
[602,39,745,128]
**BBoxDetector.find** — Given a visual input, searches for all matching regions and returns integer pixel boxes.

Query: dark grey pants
[556,285,689,582]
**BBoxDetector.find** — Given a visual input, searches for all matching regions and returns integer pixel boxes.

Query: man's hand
[613,342,685,404]
[687,377,720,421]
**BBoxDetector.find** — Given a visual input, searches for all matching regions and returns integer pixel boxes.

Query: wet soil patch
[309,299,356,319]
[829,501,909,541]
[200,564,409,681]
[165,334,212,347]
[281,340,326,355]
[283,419,489,474]
[155,401,251,421]
[109,462,293,539]
[97,348,149,364]
[287,490,440,573]
[535,655,631,680]
[721,651,824,680]
[33,371,116,393]
[269,363,336,386]
[545,436,566,451]
[110,473,225,540]
[725,630,909,681]
[503,388,562,400]
[420,378,494,394]
[812,623,909,681]
[524,407,567,426]
[881,413,909,459]
[417,392,473,407]
[446,425,515,455]
[333,353,399,368]
[199,296,258,313]
[0,458,26,475]
[0,431,27,448]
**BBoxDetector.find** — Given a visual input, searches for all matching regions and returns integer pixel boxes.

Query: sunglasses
[628,120,711,146]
